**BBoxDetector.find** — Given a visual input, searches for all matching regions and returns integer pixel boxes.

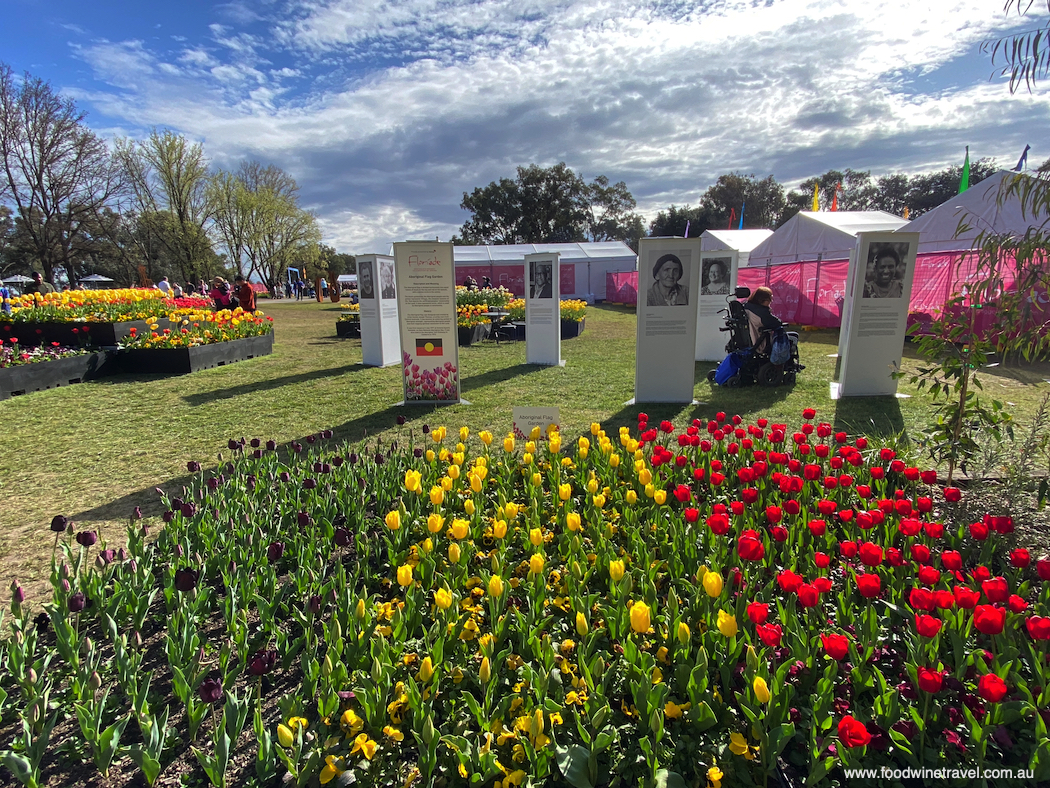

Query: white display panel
[358,254,401,367]
[525,252,562,366]
[695,251,738,361]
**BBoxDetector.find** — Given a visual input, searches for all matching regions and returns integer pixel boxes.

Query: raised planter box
[116,332,274,375]
[458,323,490,347]
[0,319,170,348]
[561,318,585,339]
[336,320,361,338]
[0,351,113,400]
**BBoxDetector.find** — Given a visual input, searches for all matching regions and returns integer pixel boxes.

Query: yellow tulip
[638,468,652,485]
[653,489,667,505]
[593,494,606,508]
[610,453,620,468]
[609,560,625,582]
[434,588,452,609]
[448,543,461,564]
[385,510,401,530]
[419,657,434,682]
[277,723,294,748]
[531,472,542,487]
[451,519,470,539]
[464,499,476,515]
[529,528,543,546]
[677,622,691,644]
[447,464,460,480]
[427,513,444,533]
[422,537,433,553]
[470,473,483,493]
[355,598,366,621]
[504,435,515,452]
[488,575,504,598]
[586,477,599,494]
[397,564,413,587]
[549,434,561,453]
[441,476,453,491]
[480,656,492,683]
[479,430,493,445]
[559,483,572,501]
[629,601,651,634]
[504,502,519,519]
[566,512,581,531]
[703,571,724,597]
[493,519,507,538]
[753,676,771,703]
[404,470,422,492]
[644,483,655,498]
[429,486,444,506]
[460,426,469,442]
[529,554,545,576]
[576,611,588,637]
[717,610,738,638]
[426,449,435,462]
[626,490,638,505]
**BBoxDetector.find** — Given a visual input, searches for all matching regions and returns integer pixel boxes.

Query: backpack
[769,330,791,366]
[714,350,748,385]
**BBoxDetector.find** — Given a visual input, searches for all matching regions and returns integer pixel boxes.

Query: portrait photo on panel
[530,261,553,299]
[359,261,375,299]
[647,252,689,307]
[380,259,396,300]
[701,258,731,296]
[862,242,909,299]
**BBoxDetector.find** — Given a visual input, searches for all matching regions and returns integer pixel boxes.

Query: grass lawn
[2,298,1049,601]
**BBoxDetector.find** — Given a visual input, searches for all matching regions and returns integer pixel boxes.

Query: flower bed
[117,308,273,350]
[0,343,111,399]
[337,307,361,338]
[5,411,1049,788]
[116,332,274,374]
[3,288,179,323]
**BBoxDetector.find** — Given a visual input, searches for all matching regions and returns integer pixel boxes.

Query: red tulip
[802,408,816,420]
[916,497,933,513]
[706,514,730,535]
[765,506,783,524]
[918,566,942,586]
[920,470,939,484]
[856,484,871,499]
[943,487,962,502]
[856,511,874,529]
[923,521,944,539]
[807,520,826,537]
[915,614,942,638]
[940,551,962,571]
[814,552,830,569]
[880,448,896,461]
[1008,594,1028,613]
[973,605,1006,635]
[911,544,931,564]
[757,623,782,647]
[1010,549,1031,568]
[798,583,820,607]
[856,573,881,598]
[778,571,804,593]
[934,590,955,609]
[982,577,1009,604]
[969,520,990,540]
[1027,616,1050,640]
[985,514,1014,535]
[821,632,850,660]
[954,585,981,609]
[898,518,921,537]
[747,602,770,624]
[813,576,832,593]
[838,715,871,748]
[977,674,1007,702]
[917,667,943,693]
[738,532,765,562]
[771,525,788,543]
[784,500,801,515]
[909,587,935,611]
[839,541,858,559]
[858,542,883,567]
[1037,558,1050,581]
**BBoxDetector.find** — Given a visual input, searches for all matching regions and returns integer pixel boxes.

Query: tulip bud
[649,707,663,736]
[571,560,583,580]
[323,654,333,678]
[593,656,605,682]
[419,657,434,682]
[82,638,94,657]
[479,657,492,683]
[372,657,383,684]
[576,611,589,637]
[27,668,37,686]
[277,723,294,748]
[676,622,690,645]
[27,699,40,727]
[133,631,143,649]
[422,715,436,745]
[746,645,759,673]
[88,671,102,694]
[355,598,367,621]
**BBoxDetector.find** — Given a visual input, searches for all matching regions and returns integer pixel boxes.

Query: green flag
[959,146,970,193]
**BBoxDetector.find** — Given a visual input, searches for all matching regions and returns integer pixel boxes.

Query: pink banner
[606,271,639,305]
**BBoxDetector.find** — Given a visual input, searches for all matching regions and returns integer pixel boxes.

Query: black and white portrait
[380,260,396,300]
[530,261,553,299]
[701,258,731,296]
[862,242,909,299]
[359,261,375,299]
[646,252,689,307]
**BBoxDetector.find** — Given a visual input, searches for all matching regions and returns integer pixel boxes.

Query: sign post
[393,242,463,404]
[634,238,701,403]
[525,252,563,366]
[834,232,920,397]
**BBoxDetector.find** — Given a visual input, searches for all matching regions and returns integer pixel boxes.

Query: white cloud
[65,0,1050,250]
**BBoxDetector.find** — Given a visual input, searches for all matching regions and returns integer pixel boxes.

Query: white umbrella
[80,274,114,282]
[2,274,32,283]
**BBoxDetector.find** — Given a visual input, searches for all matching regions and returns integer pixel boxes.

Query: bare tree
[0,63,122,285]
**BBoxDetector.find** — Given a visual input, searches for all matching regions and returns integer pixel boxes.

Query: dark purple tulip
[297,512,311,528]
[396,415,406,426]
[98,549,116,565]
[992,725,1014,751]
[117,548,128,561]
[358,478,367,489]
[306,435,316,444]
[175,544,184,559]
[246,475,256,490]
[334,528,351,547]
[390,441,398,453]
[421,424,430,433]
[11,581,25,606]
[337,690,356,701]
[413,448,423,459]
[76,531,98,547]
[374,453,385,465]
[181,502,197,518]
[267,541,285,563]
[303,478,317,490]
[187,461,201,473]
[172,497,184,509]
[228,439,241,451]
[332,456,344,468]
[174,568,199,593]
[162,510,174,523]
[322,429,333,439]
[61,579,71,594]
[248,649,277,676]
[50,515,68,533]
[292,442,303,454]
[253,449,262,459]
[348,453,358,466]
[68,592,87,613]
[207,477,220,491]
[279,472,291,483]
[307,595,322,614]
[225,463,235,474]
[198,677,224,704]
[132,506,142,520]
[250,438,261,449]
[313,462,323,474]
[266,440,277,451]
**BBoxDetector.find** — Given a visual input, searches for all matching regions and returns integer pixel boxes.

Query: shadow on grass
[70,402,426,525]
[181,363,369,406]
[832,397,907,438]
[461,363,542,393]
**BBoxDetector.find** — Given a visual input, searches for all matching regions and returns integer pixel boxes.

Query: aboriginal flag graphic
[416,338,443,356]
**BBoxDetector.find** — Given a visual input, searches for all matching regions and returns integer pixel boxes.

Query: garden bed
[561,317,585,339]
[335,320,360,338]
[0,351,112,399]
[458,322,490,346]
[116,332,274,374]
[0,320,163,348]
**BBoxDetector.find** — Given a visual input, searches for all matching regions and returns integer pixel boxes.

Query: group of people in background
[150,274,256,312]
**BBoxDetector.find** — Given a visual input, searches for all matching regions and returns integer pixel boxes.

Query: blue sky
[1,0,1047,252]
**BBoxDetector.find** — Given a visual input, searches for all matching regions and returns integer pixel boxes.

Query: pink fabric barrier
[606,271,639,305]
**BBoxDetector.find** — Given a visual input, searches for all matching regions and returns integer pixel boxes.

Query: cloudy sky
[2,0,1047,252]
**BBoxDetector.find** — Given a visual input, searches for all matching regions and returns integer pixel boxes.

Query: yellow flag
[811,184,819,212]
[903,206,910,219]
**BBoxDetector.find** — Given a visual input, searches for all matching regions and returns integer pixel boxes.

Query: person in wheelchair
[743,286,785,353]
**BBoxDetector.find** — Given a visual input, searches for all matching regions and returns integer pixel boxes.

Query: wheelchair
[707,286,805,388]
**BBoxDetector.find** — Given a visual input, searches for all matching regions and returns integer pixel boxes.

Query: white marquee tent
[747,211,908,267]
[700,229,774,268]
[900,170,1048,253]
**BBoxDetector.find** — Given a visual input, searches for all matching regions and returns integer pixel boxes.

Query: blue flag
[1014,144,1031,172]
[739,201,745,230]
